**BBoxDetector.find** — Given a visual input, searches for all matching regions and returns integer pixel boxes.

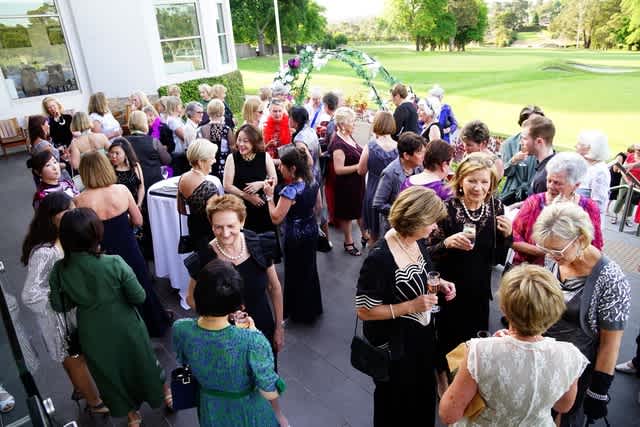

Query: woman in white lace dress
[20,192,108,415]
[440,264,588,426]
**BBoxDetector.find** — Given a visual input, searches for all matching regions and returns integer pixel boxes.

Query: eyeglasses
[536,236,578,258]
[195,111,204,114]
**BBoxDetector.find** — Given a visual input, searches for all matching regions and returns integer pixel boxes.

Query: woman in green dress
[173,259,286,427]
[49,208,166,426]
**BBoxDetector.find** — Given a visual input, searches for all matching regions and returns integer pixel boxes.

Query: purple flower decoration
[288,57,301,69]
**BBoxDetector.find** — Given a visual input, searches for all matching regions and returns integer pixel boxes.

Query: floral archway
[272,47,399,110]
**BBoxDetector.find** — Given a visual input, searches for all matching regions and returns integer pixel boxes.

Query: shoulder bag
[177,177,194,254]
[350,314,390,382]
[170,365,199,410]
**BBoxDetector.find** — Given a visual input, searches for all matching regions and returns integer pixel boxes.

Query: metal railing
[611,162,640,233]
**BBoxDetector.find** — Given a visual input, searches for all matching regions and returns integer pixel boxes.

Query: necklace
[394,233,420,264]
[241,152,256,161]
[53,115,65,126]
[461,198,486,222]
[213,237,245,261]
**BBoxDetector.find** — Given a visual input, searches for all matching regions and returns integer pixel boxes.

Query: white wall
[0,0,237,125]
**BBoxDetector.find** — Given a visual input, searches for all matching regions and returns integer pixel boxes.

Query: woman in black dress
[264,147,322,324]
[390,83,418,139]
[223,124,277,233]
[184,194,288,426]
[108,138,144,207]
[177,139,222,254]
[196,99,235,181]
[329,107,365,256]
[42,96,73,148]
[356,187,456,427]
[427,152,513,357]
[75,152,171,338]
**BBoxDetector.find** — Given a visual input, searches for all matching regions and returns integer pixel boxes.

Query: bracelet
[265,195,273,202]
[586,389,610,402]
[389,304,395,319]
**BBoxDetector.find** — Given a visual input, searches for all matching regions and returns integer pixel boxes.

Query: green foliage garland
[158,70,245,116]
[272,47,399,109]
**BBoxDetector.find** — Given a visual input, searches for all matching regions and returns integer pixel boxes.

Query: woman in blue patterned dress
[357,111,398,247]
[264,146,323,324]
[173,259,285,427]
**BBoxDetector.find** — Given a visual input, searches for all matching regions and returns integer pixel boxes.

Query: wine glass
[463,222,476,249]
[426,271,440,313]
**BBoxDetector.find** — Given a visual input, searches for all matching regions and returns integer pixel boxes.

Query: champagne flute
[463,222,476,249]
[426,271,440,313]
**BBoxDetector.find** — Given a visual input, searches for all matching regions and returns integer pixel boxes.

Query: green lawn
[238,45,640,154]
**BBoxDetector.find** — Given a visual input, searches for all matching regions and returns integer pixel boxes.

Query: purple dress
[362,140,398,236]
[329,135,364,220]
[400,175,452,201]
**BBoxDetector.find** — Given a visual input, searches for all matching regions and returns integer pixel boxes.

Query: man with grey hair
[305,87,329,130]
[183,101,204,147]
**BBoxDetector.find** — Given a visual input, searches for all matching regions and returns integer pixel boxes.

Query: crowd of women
[11,80,636,427]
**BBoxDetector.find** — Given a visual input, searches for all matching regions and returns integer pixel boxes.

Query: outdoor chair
[0,118,29,159]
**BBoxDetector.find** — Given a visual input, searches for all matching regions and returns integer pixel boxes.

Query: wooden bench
[0,118,29,159]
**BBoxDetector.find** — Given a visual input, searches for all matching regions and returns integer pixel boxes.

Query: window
[0,1,78,99]
[154,2,205,75]
[215,3,229,65]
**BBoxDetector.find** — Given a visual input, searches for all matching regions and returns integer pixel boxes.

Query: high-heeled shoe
[70,389,83,411]
[85,401,110,418]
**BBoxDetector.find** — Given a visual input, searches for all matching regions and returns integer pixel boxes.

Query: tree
[448,0,488,51]
[388,0,438,51]
[623,0,640,46]
[549,0,622,48]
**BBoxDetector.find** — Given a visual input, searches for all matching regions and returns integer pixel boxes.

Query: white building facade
[0,0,237,121]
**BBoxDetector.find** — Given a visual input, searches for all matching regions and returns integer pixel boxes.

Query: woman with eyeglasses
[533,203,630,427]
[241,96,264,128]
[512,152,603,267]
[427,152,513,359]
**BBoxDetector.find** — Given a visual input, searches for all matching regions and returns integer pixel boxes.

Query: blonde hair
[128,110,149,134]
[41,96,64,116]
[142,104,159,119]
[449,152,499,200]
[334,107,356,128]
[198,83,212,98]
[242,96,262,123]
[70,111,92,133]
[187,138,218,166]
[499,264,565,336]
[129,91,150,109]
[88,92,110,116]
[165,96,183,115]
[79,152,117,189]
[259,87,272,102]
[211,84,226,99]
[206,194,247,223]
[207,99,225,118]
[167,84,181,97]
[532,202,594,250]
[154,97,167,115]
[389,187,447,237]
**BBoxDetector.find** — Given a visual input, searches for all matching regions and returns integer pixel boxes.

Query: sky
[316,0,385,23]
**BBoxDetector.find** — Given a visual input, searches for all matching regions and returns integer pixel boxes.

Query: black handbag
[349,315,390,382]
[316,227,332,253]
[170,365,199,410]
[177,181,194,254]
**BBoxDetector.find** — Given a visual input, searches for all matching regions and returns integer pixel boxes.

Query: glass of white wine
[427,271,440,313]
[463,222,476,249]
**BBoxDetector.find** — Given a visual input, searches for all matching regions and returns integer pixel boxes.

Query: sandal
[128,411,142,426]
[361,236,369,249]
[344,243,361,256]
[0,385,15,413]
[611,216,618,225]
[85,401,110,418]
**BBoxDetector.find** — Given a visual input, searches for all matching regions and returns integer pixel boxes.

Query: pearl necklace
[460,198,486,222]
[213,237,245,261]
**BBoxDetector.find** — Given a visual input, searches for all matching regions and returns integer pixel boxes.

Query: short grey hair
[428,84,444,98]
[184,101,203,119]
[578,130,610,162]
[532,202,594,248]
[546,152,588,185]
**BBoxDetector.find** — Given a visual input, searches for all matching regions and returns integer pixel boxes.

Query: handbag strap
[177,175,186,237]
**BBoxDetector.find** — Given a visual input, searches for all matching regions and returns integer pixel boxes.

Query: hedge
[157,70,245,117]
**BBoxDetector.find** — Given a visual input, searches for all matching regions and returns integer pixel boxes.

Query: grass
[238,44,640,154]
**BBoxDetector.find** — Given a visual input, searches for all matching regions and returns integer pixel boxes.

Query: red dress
[263,113,291,159]
[328,135,364,220]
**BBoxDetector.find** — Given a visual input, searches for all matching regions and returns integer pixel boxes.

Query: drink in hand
[463,223,476,249]
[427,271,440,314]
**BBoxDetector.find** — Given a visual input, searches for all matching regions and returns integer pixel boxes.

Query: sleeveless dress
[362,140,397,237]
[101,212,170,337]
[184,179,220,254]
[280,181,323,323]
[329,135,364,220]
[172,319,282,427]
[115,169,141,200]
[232,151,274,233]
[201,122,232,180]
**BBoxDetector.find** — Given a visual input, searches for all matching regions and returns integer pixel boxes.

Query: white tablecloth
[147,177,191,310]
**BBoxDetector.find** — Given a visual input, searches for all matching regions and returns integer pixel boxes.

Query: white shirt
[89,112,121,137]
